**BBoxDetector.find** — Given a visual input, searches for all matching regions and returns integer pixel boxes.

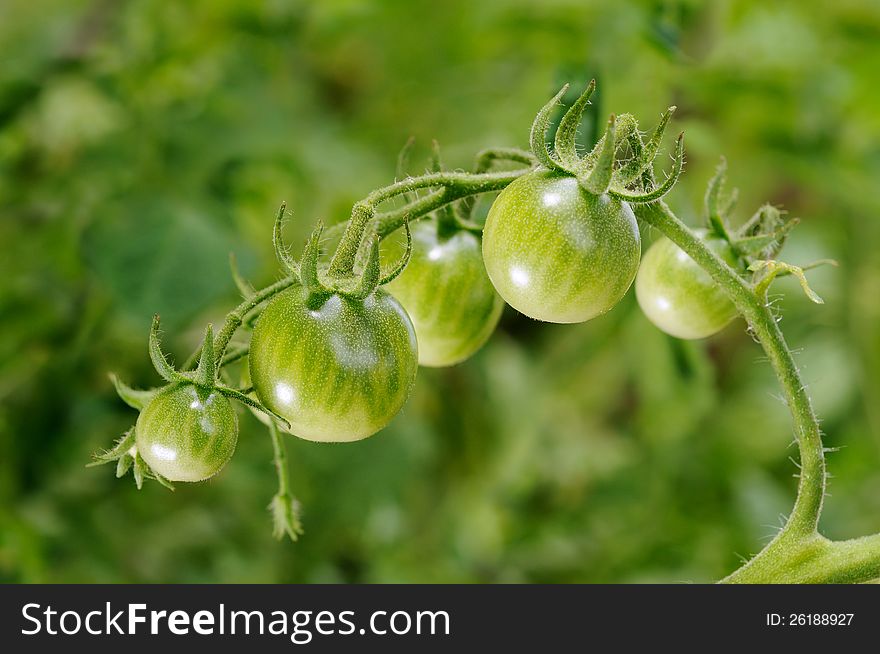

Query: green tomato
[249,286,418,442]
[381,221,504,367]
[635,230,739,339]
[136,384,238,482]
[482,171,641,323]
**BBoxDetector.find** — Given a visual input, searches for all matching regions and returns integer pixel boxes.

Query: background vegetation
[2,0,879,583]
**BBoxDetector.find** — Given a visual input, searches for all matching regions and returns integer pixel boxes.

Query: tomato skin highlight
[482,171,641,323]
[136,384,238,482]
[249,286,418,442]
[382,221,504,367]
[635,230,739,339]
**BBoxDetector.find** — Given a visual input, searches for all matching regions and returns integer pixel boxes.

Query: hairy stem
[270,420,290,497]
[325,168,533,245]
[211,276,297,369]
[635,201,880,583]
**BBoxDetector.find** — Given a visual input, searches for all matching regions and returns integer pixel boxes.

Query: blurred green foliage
[1,0,879,583]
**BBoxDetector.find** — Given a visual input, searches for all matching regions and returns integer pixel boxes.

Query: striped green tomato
[381,221,504,367]
[482,171,641,323]
[249,286,418,442]
[136,383,238,482]
[635,230,739,339]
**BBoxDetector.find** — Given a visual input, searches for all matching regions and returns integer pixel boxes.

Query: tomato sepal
[88,426,177,491]
[109,373,158,410]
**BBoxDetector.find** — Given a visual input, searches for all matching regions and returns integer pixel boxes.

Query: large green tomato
[635,230,739,339]
[136,383,238,482]
[249,286,418,442]
[482,171,641,323]
[382,221,504,367]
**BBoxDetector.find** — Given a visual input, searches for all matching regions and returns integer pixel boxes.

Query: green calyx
[92,315,291,491]
[274,198,414,303]
[148,315,289,426]
[529,80,683,202]
[696,158,837,303]
[87,425,175,490]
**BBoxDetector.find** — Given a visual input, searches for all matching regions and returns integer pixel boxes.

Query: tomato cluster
[102,81,766,491]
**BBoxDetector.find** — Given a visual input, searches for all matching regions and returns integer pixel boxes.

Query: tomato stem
[633,200,880,583]
[210,276,298,368]
[268,421,304,541]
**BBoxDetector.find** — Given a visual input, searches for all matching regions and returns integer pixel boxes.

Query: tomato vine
[93,81,880,583]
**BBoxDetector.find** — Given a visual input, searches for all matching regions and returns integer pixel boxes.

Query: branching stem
[635,201,879,583]
[168,148,878,582]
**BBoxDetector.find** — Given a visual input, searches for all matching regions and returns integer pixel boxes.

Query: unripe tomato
[136,384,238,482]
[482,171,641,323]
[381,221,504,367]
[635,230,739,339]
[249,287,418,442]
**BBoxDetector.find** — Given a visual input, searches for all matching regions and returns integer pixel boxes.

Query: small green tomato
[136,383,238,482]
[482,171,641,323]
[382,221,504,367]
[249,286,418,442]
[635,230,739,339]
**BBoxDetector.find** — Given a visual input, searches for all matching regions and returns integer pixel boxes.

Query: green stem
[269,420,290,497]
[635,201,880,584]
[365,168,528,206]
[211,276,297,368]
[326,168,531,245]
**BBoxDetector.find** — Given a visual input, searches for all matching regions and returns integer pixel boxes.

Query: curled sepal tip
[380,220,412,286]
[299,221,325,296]
[108,373,157,410]
[193,324,216,388]
[609,133,685,204]
[615,106,676,187]
[149,315,187,384]
[749,259,828,304]
[272,202,297,275]
[553,79,596,167]
[270,492,304,542]
[530,84,569,171]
